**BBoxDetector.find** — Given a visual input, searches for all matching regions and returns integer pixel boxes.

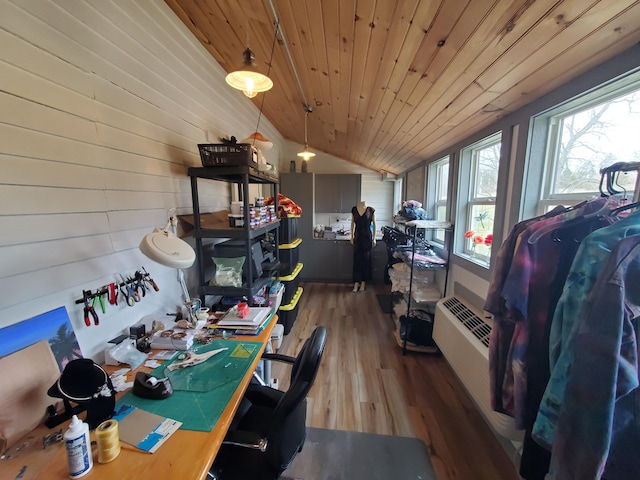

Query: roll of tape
[96,419,121,463]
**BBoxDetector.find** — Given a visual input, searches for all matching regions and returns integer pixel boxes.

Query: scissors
[119,275,136,306]
[166,348,228,371]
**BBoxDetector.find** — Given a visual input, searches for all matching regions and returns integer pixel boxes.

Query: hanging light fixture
[225,47,274,98]
[297,105,315,160]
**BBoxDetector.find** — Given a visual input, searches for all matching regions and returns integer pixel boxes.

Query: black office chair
[210,326,327,480]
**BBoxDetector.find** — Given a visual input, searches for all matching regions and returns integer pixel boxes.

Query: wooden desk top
[0,317,278,480]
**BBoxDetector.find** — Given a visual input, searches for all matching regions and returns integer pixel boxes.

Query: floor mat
[281,428,435,480]
[376,293,396,314]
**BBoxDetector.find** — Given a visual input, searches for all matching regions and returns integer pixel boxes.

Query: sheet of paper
[112,404,182,454]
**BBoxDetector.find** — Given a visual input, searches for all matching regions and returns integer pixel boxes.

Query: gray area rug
[280,427,435,480]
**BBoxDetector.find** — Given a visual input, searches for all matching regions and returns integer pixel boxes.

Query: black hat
[48,358,116,429]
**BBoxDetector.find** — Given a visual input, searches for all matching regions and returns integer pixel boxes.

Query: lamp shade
[139,227,195,269]
[297,148,316,160]
[225,48,273,98]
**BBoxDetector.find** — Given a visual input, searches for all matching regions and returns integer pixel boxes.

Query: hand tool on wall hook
[118,275,136,307]
[108,282,117,305]
[142,266,159,291]
[83,290,99,326]
[93,291,106,314]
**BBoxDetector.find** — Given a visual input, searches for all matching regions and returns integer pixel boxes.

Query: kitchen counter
[312,234,383,241]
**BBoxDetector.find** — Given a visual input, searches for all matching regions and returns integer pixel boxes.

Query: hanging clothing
[352,205,375,283]
[485,197,616,480]
[533,210,640,454]
[544,234,640,480]
[485,206,567,417]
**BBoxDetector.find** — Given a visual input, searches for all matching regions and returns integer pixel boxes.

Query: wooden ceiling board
[357,0,473,169]
[380,0,546,163]
[351,0,430,166]
[166,0,640,174]
[388,0,604,167]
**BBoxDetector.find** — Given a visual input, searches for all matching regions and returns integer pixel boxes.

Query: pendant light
[297,105,315,160]
[225,47,274,98]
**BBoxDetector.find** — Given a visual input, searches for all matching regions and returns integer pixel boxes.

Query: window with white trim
[457,133,501,265]
[427,156,449,244]
[526,72,640,217]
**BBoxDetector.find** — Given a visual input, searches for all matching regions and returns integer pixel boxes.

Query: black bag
[399,314,435,346]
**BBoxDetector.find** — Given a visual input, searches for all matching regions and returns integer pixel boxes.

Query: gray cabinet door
[314,174,339,212]
[335,241,354,282]
[304,240,335,280]
[338,175,361,213]
[315,174,361,213]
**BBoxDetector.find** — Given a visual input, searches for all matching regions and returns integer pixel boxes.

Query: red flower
[464,230,475,239]
[472,234,484,244]
[484,234,493,246]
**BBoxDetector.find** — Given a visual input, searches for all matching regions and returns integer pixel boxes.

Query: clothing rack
[599,161,640,202]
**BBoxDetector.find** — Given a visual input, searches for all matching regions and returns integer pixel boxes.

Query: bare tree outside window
[551,91,640,197]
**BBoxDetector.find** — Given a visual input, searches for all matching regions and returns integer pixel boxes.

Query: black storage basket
[198,143,256,167]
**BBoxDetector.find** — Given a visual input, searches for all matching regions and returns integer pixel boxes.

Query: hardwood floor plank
[272,282,520,480]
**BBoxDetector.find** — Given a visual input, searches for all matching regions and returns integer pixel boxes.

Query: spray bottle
[64,415,93,478]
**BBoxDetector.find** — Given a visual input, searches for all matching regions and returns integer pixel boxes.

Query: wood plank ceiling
[166,0,640,175]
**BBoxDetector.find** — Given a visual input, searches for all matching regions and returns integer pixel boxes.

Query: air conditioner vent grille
[441,297,491,348]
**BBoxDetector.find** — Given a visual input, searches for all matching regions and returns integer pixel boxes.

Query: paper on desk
[112,404,182,454]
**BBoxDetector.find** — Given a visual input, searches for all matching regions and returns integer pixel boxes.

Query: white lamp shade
[139,227,196,269]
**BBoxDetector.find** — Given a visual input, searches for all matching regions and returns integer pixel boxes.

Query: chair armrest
[222,430,268,451]
[261,353,295,364]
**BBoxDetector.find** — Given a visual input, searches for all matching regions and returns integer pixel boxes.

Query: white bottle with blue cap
[64,415,93,478]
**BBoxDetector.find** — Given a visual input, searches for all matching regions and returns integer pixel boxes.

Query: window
[427,157,450,244]
[457,133,501,265]
[527,72,640,216]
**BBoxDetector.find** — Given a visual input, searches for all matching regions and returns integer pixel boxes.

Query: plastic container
[269,282,284,313]
[280,262,303,304]
[230,201,243,215]
[64,415,93,478]
[198,143,257,167]
[271,323,284,351]
[278,238,302,276]
[278,286,303,335]
[279,216,299,244]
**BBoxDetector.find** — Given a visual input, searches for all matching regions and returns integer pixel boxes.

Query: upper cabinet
[314,174,361,213]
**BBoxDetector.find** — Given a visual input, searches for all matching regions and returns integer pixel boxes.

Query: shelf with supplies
[383,221,453,355]
[187,166,281,304]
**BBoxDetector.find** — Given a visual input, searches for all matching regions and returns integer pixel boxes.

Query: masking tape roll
[96,419,121,463]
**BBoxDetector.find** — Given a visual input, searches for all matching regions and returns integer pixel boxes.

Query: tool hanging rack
[74,267,159,306]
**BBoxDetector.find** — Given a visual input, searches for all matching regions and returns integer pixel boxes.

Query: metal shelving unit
[187,166,280,302]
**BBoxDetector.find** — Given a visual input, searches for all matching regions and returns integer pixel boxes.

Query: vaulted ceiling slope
[166,0,640,175]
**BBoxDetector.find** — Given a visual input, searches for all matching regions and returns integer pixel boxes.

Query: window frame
[455,132,502,266]
[523,70,640,218]
[426,156,450,245]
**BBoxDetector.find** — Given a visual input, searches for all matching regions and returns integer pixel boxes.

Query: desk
[0,316,278,480]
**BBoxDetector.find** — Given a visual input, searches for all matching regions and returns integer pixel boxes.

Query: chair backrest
[266,326,326,472]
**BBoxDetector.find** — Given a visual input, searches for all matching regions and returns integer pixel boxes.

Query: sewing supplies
[95,419,121,464]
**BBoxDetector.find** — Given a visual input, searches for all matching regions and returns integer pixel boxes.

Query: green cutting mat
[117,339,262,432]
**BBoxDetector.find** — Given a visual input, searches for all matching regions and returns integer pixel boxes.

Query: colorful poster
[0,306,82,370]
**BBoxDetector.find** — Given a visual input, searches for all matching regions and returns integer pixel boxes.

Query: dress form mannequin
[350,201,376,292]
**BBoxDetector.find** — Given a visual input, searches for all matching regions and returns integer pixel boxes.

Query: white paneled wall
[0,0,284,360]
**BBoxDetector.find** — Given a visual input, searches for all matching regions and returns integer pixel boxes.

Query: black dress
[351,206,375,283]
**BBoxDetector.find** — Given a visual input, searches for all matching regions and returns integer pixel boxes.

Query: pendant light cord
[267,0,309,110]
[252,19,279,148]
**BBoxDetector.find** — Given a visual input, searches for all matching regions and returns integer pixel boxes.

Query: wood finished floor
[272,282,520,480]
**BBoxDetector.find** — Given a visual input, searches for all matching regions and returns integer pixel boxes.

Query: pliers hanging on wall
[119,275,136,306]
[83,290,99,326]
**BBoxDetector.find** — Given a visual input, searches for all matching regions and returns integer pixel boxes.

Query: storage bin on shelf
[268,282,284,313]
[280,262,303,305]
[278,286,303,335]
[278,238,302,276]
[278,216,299,244]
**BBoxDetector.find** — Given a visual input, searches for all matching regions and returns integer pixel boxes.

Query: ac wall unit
[433,296,523,441]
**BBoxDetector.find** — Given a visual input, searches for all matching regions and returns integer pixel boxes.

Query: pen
[224,362,232,368]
